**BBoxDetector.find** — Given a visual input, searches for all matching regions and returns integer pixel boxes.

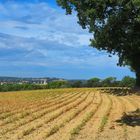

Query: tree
[120,76,136,87]
[101,77,117,87]
[87,78,100,87]
[70,80,83,88]
[47,80,68,89]
[57,0,140,87]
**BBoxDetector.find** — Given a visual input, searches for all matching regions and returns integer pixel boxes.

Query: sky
[0,0,135,79]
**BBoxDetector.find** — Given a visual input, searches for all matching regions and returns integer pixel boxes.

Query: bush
[0,84,47,92]
[120,76,136,87]
[47,81,68,89]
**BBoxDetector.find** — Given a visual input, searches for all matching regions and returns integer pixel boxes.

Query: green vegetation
[86,76,135,88]
[70,80,84,88]
[121,76,136,87]
[0,76,136,92]
[47,80,69,88]
[0,84,47,92]
[87,78,101,87]
[57,0,140,87]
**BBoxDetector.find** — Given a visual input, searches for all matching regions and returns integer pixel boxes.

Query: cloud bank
[0,1,134,79]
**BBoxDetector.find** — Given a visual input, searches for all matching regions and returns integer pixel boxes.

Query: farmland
[0,88,139,140]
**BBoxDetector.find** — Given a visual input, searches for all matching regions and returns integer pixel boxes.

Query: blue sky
[0,0,135,79]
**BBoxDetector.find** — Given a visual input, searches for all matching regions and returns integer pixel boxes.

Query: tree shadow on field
[131,88,140,96]
[116,109,140,127]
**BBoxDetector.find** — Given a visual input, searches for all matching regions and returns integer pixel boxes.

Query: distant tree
[120,76,136,87]
[57,0,140,88]
[71,80,83,88]
[0,84,47,92]
[47,81,68,89]
[87,78,100,87]
[101,77,117,87]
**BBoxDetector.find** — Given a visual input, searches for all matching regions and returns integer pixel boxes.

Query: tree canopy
[57,0,140,87]
[87,77,101,87]
[121,76,136,87]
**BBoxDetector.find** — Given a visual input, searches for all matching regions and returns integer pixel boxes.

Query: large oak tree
[57,0,140,87]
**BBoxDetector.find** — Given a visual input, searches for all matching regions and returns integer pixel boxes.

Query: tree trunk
[135,70,140,92]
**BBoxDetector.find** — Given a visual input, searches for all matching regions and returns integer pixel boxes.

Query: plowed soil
[0,88,139,140]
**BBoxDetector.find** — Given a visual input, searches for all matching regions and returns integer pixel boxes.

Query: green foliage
[86,77,121,87]
[101,77,117,87]
[0,84,47,92]
[120,76,136,87]
[70,80,83,88]
[87,78,101,87]
[57,0,140,86]
[0,76,136,92]
[47,80,68,89]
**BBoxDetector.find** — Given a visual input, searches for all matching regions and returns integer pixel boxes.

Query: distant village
[0,77,66,85]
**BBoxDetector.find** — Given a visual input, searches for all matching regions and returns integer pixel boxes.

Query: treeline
[85,76,135,88]
[47,76,136,88]
[0,76,135,92]
[0,84,47,92]
[0,81,68,92]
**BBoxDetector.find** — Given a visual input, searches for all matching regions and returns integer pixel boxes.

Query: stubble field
[0,88,139,140]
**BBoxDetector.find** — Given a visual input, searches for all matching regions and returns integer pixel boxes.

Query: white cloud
[0,2,91,48]
[0,1,134,79]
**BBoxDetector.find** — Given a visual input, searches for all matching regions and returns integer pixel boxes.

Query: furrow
[0,92,83,136]
[0,91,71,119]
[20,92,94,140]
[69,93,102,140]
[3,92,89,139]
[45,92,101,140]
[0,92,78,125]
[97,95,126,140]
[74,93,110,140]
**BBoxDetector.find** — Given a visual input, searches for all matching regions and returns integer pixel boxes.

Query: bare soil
[0,88,139,140]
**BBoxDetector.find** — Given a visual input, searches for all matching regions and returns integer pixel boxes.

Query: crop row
[0,91,86,136]
[16,92,91,139]
[0,91,79,123]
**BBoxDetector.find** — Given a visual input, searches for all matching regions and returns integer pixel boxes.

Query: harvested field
[0,88,139,140]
